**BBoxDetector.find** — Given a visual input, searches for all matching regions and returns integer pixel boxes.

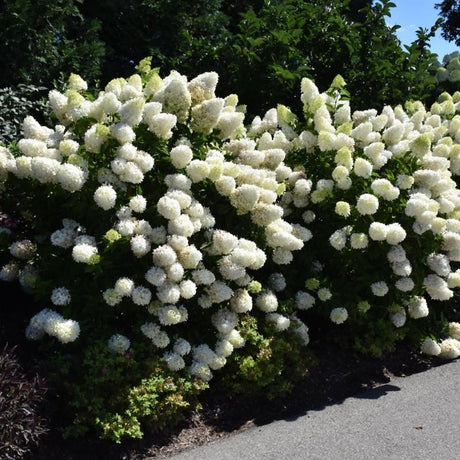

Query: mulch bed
[1,282,443,459]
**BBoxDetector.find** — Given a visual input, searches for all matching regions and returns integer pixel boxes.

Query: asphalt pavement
[170,359,460,460]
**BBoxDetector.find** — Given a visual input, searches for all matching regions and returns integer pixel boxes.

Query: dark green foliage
[205,0,440,116]
[0,85,50,146]
[436,0,460,46]
[0,345,48,459]
[0,0,444,116]
[78,0,231,82]
[0,0,105,87]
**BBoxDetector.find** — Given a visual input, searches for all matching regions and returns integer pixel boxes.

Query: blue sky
[388,0,459,60]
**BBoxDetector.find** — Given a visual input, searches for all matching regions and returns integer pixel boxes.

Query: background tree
[0,0,445,122]
[201,0,439,116]
[0,0,105,88]
[436,0,460,46]
[79,0,231,83]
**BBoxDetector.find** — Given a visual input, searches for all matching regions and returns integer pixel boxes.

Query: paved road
[170,359,460,460]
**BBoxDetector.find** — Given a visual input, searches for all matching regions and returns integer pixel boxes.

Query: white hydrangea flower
[424,274,454,300]
[230,289,253,313]
[396,174,414,190]
[131,285,152,305]
[266,312,291,331]
[188,72,218,103]
[272,247,293,265]
[18,138,47,157]
[369,222,388,241]
[9,240,36,260]
[268,273,286,292]
[119,96,145,126]
[189,361,213,381]
[335,201,351,218]
[230,184,260,213]
[192,268,215,285]
[28,309,79,344]
[212,230,239,254]
[173,338,192,356]
[255,290,278,312]
[114,277,135,296]
[51,287,71,306]
[168,214,195,237]
[158,305,185,325]
[178,245,203,269]
[317,288,332,301]
[390,309,406,328]
[405,296,429,319]
[170,145,193,169]
[52,318,80,344]
[110,122,136,144]
[103,288,122,306]
[129,195,147,213]
[57,163,86,192]
[85,124,109,153]
[30,157,60,183]
[350,233,368,249]
[426,253,451,277]
[163,351,185,371]
[94,184,117,210]
[0,262,20,281]
[166,262,184,282]
[357,193,379,215]
[129,234,150,258]
[145,266,167,287]
[72,243,98,264]
[206,281,233,304]
[420,338,441,356]
[157,282,181,304]
[218,256,245,281]
[152,244,177,267]
[302,210,315,224]
[448,322,460,340]
[211,310,238,334]
[116,219,135,236]
[157,195,181,220]
[385,223,407,245]
[395,277,414,292]
[439,338,460,359]
[387,245,407,263]
[295,291,315,310]
[371,179,400,201]
[179,280,197,299]
[371,281,389,296]
[329,228,347,250]
[108,334,131,354]
[330,307,348,324]
[353,157,373,178]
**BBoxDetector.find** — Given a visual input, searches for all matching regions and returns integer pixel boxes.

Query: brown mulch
[1,282,443,460]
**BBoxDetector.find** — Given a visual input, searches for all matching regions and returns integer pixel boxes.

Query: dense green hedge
[1,59,460,441]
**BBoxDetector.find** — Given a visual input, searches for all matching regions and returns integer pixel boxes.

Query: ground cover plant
[1,53,460,445]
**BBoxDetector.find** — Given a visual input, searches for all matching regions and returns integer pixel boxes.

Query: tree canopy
[436,0,460,46]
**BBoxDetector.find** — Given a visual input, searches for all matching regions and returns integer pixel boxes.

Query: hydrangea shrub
[1,57,460,440]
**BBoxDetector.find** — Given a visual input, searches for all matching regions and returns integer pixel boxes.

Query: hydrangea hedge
[1,56,460,441]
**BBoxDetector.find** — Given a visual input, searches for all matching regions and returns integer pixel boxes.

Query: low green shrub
[47,340,208,442]
[221,314,313,399]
